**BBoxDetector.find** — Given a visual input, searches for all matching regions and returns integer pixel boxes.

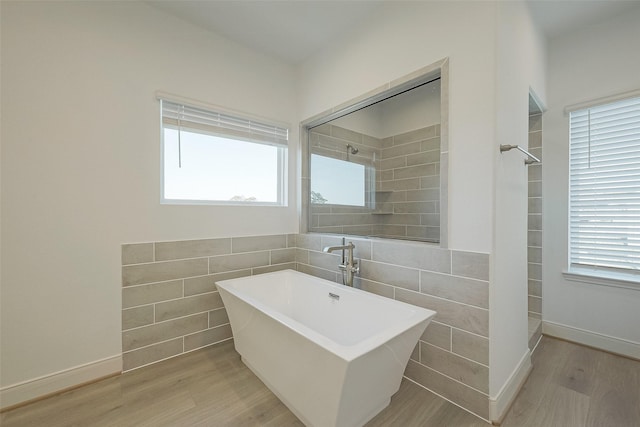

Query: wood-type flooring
[2,336,639,426]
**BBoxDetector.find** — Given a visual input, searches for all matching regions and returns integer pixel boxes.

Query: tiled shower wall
[309,124,380,236]
[308,123,441,242]
[528,113,542,318]
[121,233,491,420]
[376,125,441,241]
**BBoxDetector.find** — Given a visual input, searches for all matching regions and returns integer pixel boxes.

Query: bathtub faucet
[323,241,359,287]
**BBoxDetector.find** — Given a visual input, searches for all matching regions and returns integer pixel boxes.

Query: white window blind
[569,95,640,275]
[158,96,288,205]
[161,100,288,147]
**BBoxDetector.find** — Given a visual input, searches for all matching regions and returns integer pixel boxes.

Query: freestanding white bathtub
[216,269,436,427]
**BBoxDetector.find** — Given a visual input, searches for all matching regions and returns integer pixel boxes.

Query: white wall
[330,80,440,139]
[330,104,383,138]
[297,1,497,253]
[544,6,640,346]
[379,81,441,138]
[490,0,546,398]
[0,1,297,387]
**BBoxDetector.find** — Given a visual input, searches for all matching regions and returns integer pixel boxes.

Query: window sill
[563,269,640,291]
[161,198,287,207]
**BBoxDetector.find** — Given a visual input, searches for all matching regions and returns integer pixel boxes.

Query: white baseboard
[489,349,532,424]
[1,355,122,411]
[542,320,640,361]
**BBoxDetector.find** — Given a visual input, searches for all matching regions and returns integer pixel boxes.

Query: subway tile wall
[121,234,297,371]
[121,232,491,419]
[528,113,542,320]
[376,125,441,242]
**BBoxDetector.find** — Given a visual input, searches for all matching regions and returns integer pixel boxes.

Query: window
[568,95,640,283]
[310,154,366,206]
[160,97,288,205]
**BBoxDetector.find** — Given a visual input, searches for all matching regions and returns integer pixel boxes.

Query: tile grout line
[422,341,489,368]
[122,310,216,333]
[409,360,490,397]
[402,377,491,424]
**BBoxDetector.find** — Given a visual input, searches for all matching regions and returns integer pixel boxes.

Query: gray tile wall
[528,113,542,319]
[122,232,490,419]
[121,234,297,371]
[296,233,490,420]
[308,124,380,237]
[376,125,441,242]
[308,124,441,243]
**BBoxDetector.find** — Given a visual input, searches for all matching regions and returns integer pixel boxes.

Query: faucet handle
[338,260,359,274]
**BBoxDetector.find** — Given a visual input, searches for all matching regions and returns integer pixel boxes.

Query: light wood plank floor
[2,336,639,426]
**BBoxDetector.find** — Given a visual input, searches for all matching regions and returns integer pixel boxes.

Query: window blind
[569,95,640,274]
[160,99,288,147]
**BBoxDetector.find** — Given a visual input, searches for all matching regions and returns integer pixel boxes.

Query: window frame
[158,93,289,207]
[564,91,640,290]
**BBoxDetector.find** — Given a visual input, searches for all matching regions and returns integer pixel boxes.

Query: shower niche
[303,70,444,244]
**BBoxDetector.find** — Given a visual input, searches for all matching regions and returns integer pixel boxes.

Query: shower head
[347,144,359,155]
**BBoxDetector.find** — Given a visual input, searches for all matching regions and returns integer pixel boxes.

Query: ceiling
[526,0,640,40]
[148,0,640,65]
[148,0,383,65]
